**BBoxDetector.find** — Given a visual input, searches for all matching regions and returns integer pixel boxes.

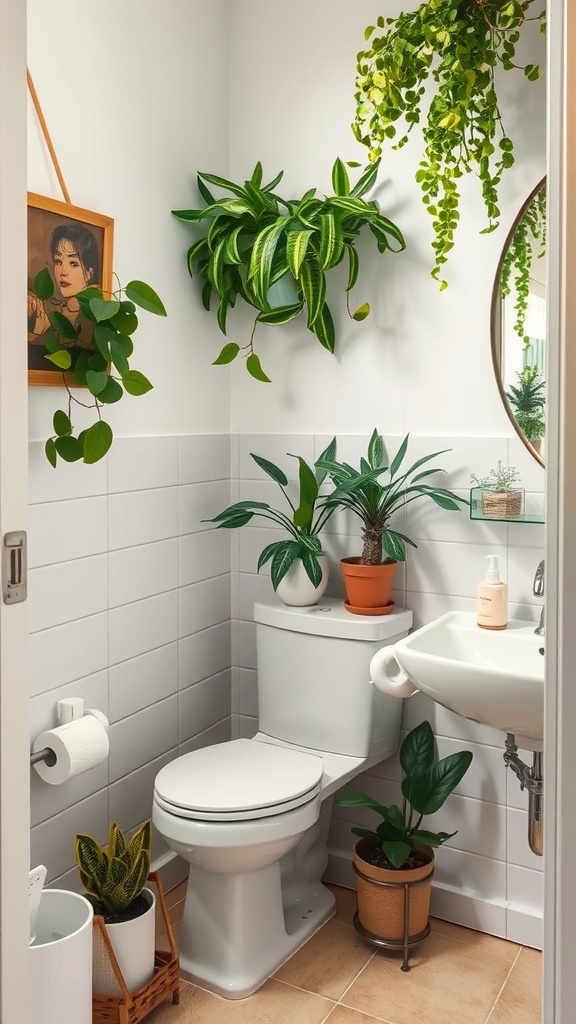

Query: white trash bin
[30,889,93,1024]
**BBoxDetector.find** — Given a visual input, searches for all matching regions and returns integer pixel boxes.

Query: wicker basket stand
[92,871,180,1024]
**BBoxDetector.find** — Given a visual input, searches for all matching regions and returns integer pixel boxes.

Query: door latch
[2,531,27,604]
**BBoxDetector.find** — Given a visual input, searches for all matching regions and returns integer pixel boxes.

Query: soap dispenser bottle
[477,554,508,630]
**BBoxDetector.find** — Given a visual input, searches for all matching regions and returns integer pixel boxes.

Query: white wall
[27,0,232,441]
[228,0,546,437]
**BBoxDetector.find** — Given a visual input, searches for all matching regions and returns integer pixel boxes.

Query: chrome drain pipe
[503,734,544,857]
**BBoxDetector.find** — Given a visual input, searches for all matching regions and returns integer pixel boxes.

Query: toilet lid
[154,739,323,821]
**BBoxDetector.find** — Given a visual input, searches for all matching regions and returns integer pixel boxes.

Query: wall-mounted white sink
[371,611,544,748]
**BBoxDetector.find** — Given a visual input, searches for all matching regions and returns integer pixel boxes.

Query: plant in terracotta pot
[75,819,155,995]
[172,158,405,381]
[205,438,337,606]
[317,429,467,613]
[470,461,523,518]
[337,720,473,957]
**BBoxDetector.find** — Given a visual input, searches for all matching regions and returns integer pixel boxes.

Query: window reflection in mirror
[492,179,546,467]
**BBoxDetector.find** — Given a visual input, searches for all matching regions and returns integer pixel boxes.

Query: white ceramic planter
[275,554,329,606]
[30,889,93,1024]
[92,887,155,996]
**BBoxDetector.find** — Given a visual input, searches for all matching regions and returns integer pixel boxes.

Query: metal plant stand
[353,865,433,972]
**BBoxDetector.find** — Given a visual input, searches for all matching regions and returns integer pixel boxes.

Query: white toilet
[152,597,412,998]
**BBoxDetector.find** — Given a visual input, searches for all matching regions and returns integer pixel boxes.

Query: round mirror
[491,179,546,467]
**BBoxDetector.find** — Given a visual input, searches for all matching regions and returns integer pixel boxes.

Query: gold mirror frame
[490,177,546,469]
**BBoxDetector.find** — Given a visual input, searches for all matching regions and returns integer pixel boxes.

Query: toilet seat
[154,738,323,822]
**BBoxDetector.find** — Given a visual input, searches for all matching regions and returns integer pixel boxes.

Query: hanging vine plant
[354,0,545,288]
[500,183,546,346]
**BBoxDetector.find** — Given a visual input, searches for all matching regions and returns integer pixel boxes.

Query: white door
[544,1,576,1022]
[0,0,31,1020]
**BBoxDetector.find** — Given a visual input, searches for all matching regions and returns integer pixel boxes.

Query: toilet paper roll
[32,714,110,785]
[370,645,419,699]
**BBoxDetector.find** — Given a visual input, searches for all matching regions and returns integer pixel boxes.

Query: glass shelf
[469,488,545,524]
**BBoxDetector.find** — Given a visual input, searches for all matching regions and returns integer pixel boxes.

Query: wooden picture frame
[27,193,114,387]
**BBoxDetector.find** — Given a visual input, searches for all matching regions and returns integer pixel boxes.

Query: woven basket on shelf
[480,489,523,518]
[92,871,180,1024]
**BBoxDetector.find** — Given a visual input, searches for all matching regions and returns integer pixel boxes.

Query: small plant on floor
[470,461,521,494]
[75,820,151,919]
[205,438,337,591]
[338,721,473,869]
[172,158,405,381]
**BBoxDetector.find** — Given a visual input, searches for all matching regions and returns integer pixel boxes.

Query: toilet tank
[253,598,413,758]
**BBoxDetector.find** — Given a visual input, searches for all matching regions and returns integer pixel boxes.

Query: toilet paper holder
[30,698,107,767]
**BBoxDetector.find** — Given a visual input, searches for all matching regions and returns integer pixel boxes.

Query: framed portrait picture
[27,193,114,387]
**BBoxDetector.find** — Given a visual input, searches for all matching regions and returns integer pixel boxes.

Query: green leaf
[315,436,336,485]
[122,370,153,396]
[350,160,380,198]
[403,751,473,816]
[352,302,370,321]
[286,229,314,278]
[209,500,270,523]
[382,530,407,561]
[291,455,319,528]
[319,213,344,270]
[270,541,300,590]
[33,267,54,300]
[109,337,130,376]
[49,311,78,340]
[213,342,240,365]
[247,220,287,308]
[310,302,335,352]
[299,257,326,327]
[45,438,57,468]
[83,421,113,464]
[197,170,250,199]
[345,244,359,291]
[257,303,303,326]
[389,434,409,477]
[331,158,351,196]
[125,281,167,316]
[89,297,121,322]
[45,350,72,370]
[251,454,288,486]
[109,303,139,336]
[86,370,109,396]
[98,377,124,404]
[257,540,285,572]
[367,428,385,469]
[301,550,323,587]
[73,351,90,386]
[54,436,83,462]
[53,410,72,437]
[246,353,271,383]
[399,720,435,777]
[381,840,412,869]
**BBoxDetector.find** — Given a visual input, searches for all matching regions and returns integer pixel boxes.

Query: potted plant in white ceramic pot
[205,439,337,606]
[337,721,473,952]
[316,429,467,613]
[75,819,154,995]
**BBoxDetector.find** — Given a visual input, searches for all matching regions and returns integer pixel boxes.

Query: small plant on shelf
[505,365,546,447]
[29,270,166,466]
[470,461,521,494]
[172,158,405,381]
[470,461,523,518]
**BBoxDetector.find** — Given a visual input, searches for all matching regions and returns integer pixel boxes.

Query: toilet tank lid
[254,598,413,641]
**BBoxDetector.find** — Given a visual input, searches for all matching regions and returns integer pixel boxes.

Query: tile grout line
[483,944,524,1024]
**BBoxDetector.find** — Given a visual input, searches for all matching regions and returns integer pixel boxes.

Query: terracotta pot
[353,839,434,943]
[275,554,329,607]
[340,557,397,614]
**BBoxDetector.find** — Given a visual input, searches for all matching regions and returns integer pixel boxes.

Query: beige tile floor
[150,881,542,1024]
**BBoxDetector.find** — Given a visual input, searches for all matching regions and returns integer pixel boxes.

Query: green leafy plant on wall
[353,0,545,288]
[30,271,166,466]
[172,158,405,382]
[500,185,546,346]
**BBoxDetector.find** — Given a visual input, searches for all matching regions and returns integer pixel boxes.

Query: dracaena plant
[172,158,405,382]
[354,0,545,288]
[74,820,151,916]
[337,720,473,869]
[30,269,166,466]
[205,438,337,591]
[317,428,467,565]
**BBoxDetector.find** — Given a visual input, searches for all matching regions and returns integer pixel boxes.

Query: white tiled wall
[29,434,232,885]
[28,428,545,948]
[230,431,545,947]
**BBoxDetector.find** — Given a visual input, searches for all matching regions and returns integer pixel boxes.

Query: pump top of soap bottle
[484,554,503,584]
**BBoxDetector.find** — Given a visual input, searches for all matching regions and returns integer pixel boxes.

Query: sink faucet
[533,559,545,637]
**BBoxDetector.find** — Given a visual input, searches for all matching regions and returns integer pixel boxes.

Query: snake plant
[75,820,151,916]
[172,158,405,381]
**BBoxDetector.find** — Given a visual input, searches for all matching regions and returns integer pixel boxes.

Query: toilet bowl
[153,598,413,999]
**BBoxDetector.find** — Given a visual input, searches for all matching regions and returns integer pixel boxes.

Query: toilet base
[178,861,335,998]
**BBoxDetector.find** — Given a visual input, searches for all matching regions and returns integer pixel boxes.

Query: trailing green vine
[500,184,546,346]
[354,0,545,288]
